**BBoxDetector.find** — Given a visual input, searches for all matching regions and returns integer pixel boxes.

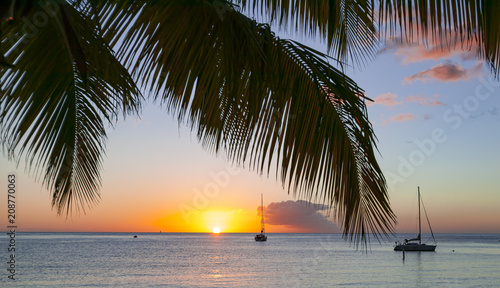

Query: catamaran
[394,187,437,251]
[255,194,267,242]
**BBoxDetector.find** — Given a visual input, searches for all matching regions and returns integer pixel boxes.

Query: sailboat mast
[261,193,264,233]
[418,186,421,245]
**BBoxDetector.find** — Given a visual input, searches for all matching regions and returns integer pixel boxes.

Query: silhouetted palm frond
[237,0,379,67]
[96,1,394,242]
[0,2,140,214]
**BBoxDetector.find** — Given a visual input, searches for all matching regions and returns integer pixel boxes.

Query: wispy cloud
[393,45,461,64]
[406,94,444,106]
[382,113,415,125]
[404,61,483,84]
[367,93,401,107]
[380,37,479,64]
[262,200,339,233]
[369,93,444,108]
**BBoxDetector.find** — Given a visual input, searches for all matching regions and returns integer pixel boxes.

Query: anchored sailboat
[394,187,436,251]
[255,194,267,242]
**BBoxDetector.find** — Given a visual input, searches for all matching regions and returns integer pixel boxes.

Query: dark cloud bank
[260,200,340,233]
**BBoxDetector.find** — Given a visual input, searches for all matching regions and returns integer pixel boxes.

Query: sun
[212,227,221,234]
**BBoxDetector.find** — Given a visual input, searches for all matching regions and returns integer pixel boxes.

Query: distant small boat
[394,187,436,251]
[133,235,137,238]
[255,194,267,242]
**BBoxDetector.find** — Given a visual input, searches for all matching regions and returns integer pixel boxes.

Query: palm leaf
[0,2,141,214]
[101,0,395,244]
[236,0,379,67]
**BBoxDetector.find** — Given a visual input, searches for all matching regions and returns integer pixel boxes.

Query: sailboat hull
[255,234,267,241]
[394,243,436,251]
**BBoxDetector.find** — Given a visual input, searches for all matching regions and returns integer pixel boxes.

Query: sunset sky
[1,18,500,235]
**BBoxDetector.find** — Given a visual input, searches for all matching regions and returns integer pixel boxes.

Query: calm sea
[2,232,499,287]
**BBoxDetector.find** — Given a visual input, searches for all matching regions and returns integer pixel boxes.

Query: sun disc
[212,227,221,234]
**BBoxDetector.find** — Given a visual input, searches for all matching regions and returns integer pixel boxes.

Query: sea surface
[2,232,499,287]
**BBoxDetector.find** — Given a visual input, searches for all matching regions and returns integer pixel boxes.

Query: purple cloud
[261,200,340,233]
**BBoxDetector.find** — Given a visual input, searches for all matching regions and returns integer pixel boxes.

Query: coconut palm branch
[236,0,379,67]
[238,0,500,75]
[87,0,395,242]
[0,2,141,214]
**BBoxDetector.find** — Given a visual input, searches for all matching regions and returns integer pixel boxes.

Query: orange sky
[2,160,498,234]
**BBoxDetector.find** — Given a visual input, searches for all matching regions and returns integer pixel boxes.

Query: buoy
[133,235,137,238]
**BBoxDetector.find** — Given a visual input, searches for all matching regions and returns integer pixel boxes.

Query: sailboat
[394,187,436,251]
[255,194,267,242]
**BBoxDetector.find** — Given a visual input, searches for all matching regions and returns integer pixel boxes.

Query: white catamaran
[394,187,437,251]
[255,194,267,242]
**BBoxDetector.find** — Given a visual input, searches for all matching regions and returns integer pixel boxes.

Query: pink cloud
[382,113,415,125]
[406,94,444,106]
[403,62,482,84]
[397,46,459,63]
[367,93,401,107]
[392,45,476,64]
[380,34,480,64]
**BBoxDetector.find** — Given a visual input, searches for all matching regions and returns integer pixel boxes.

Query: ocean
[2,232,499,287]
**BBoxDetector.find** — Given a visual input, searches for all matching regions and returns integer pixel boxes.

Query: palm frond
[1,0,401,242]
[0,2,141,214]
[104,0,395,244]
[235,0,379,67]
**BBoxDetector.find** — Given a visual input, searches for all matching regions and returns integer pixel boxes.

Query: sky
[1,10,500,235]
